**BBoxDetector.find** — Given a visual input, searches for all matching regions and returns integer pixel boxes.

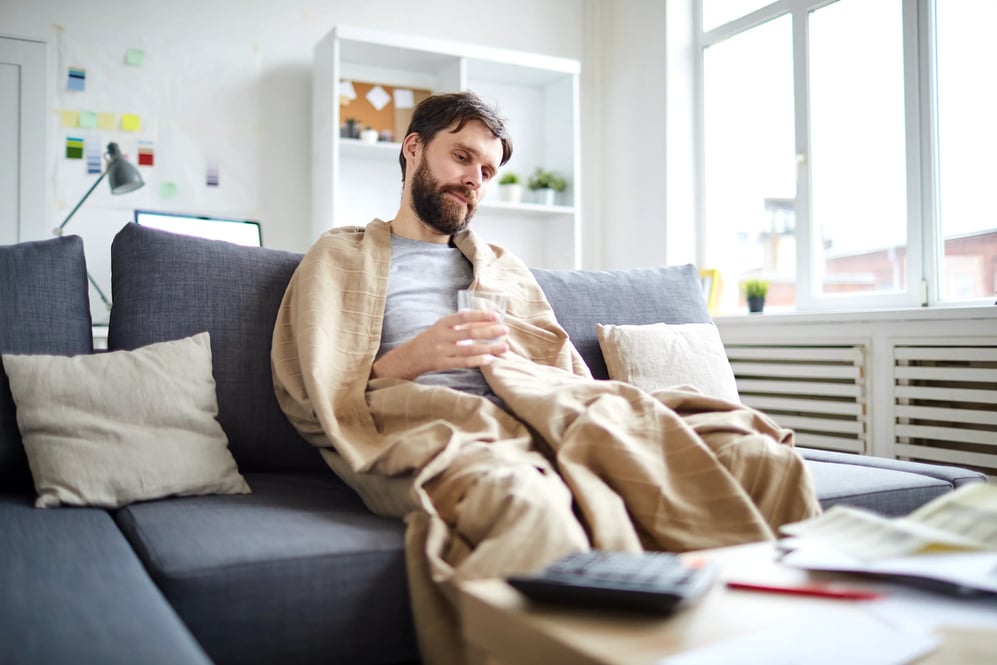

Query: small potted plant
[527,168,567,206]
[741,278,770,313]
[497,172,523,204]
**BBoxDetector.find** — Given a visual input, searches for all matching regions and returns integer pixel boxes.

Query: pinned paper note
[78,110,98,129]
[339,80,357,100]
[124,48,144,66]
[85,141,102,174]
[365,85,391,111]
[60,110,80,128]
[206,161,220,187]
[65,136,84,159]
[120,114,141,132]
[137,141,154,166]
[159,182,177,199]
[393,88,415,109]
[67,67,85,91]
[97,113,116,130]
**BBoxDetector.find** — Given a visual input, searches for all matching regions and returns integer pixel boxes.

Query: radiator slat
[736,379,862,398]
[767,414,864,436]
[731,362,861,380]
[894,444,997,470]
[895,424,996,447]
[795,434,865,453]
[744,395,864,417]
[895,366,997,383]
[895,404,997,427]
[895,347,997,362]
[894,384,995,404]
[727,347,864,362]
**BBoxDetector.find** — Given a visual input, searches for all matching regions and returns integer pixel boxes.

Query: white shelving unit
[313,25,581,269]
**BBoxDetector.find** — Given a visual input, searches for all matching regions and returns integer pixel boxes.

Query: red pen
[725,580,882,601]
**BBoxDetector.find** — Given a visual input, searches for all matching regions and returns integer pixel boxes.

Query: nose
[462,168,483,191]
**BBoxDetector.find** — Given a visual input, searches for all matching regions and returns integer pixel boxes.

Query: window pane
[936,0,997,301]
[809,0,907,298]
[702,0,773,32]
[703,15,795,312]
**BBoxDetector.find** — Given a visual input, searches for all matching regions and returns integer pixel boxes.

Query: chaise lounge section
[0,224,986,664]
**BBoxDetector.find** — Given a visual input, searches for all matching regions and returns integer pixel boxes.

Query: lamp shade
[105,142,144,194]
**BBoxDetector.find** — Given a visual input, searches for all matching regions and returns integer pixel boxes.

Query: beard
[409,159,478,235]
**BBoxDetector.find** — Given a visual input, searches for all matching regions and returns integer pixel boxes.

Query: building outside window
[698,0,997,313]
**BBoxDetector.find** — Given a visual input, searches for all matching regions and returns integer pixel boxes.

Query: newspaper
[778,483,997,594]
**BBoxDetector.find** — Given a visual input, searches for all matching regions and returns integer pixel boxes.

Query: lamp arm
[86,271,112,311]
[54,168,108,235]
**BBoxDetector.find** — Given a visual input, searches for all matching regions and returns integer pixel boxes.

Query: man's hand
[371,311,509,381]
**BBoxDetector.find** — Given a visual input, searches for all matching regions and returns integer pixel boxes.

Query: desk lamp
[53,142,144,310]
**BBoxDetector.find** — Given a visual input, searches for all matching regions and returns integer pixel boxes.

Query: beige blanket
[272,219,821,664]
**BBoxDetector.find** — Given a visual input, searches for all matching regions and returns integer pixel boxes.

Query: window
[698,0,997,312]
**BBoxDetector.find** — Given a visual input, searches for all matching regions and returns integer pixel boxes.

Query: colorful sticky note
[60,110,80,128]
[97,112,116,130]
[159,182,177,199]
[65,136,84,159]
[67,67,85,91]
[78,110,98,129]
[124,48,144,66]
[120,114,141,132]
[137,141,154,167]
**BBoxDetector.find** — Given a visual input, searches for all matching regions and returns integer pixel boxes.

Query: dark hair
[398,91,513,180]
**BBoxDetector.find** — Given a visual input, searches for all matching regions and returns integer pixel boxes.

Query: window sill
[714,304,997,327]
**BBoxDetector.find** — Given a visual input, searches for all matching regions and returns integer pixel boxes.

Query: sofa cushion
[0,495,211,665]
[532,264,711,379]
[1,235,94,494]
[108,223,324,474]
[4,332,250,508]
[597,322,741,402]
[114,472,417,665]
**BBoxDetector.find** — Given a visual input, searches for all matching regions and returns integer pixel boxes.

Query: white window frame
[695,0,979,311]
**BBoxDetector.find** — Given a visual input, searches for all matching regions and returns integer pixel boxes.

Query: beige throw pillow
[2,332,250,508]
[596,322,741,403]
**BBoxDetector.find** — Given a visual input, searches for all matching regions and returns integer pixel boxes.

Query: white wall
[1,0,679,274]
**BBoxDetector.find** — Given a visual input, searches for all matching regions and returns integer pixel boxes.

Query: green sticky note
[159,182,177,199]
[125,48,144,66]
[78,110,98,129]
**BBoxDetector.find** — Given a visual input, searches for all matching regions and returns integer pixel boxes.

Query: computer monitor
[134,209,263,247]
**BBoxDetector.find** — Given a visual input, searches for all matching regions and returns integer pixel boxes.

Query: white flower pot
[534,188,556,206]
[498,184,523,204]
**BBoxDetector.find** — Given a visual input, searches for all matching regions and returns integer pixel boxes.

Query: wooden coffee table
[459,542,997,665]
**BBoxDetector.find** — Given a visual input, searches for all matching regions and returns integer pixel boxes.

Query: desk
[460,542,997,665]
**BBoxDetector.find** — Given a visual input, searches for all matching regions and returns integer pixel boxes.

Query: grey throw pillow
[2,332,250,508]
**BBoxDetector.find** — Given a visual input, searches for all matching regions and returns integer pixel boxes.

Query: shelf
[479,201,575,217]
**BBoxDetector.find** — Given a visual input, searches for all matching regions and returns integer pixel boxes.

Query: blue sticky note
[67,67,85,92]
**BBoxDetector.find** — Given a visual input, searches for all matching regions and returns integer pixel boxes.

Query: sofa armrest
[797,447,987,489]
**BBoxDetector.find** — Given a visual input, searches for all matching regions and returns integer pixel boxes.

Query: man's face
[408,120,503,235]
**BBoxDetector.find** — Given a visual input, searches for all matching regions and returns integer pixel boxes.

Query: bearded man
[272,91,821,665]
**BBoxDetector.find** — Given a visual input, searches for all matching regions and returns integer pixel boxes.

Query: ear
[402,132,421,166]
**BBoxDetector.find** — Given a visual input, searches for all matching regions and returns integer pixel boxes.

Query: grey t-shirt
[379,234,497,401]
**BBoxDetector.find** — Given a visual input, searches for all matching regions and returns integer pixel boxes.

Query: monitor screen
[134,209,263,247]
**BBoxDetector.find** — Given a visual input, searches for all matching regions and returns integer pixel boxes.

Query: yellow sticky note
[78,110,97,129]
[60,110,79,127]
[97,112,116,130]
[121,114,141,132]
[159,182,177,199]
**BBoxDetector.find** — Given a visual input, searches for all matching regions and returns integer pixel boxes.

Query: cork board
[340,80,433,142]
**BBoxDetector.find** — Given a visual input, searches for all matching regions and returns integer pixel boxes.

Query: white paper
[393,88,415,109]
[657,610,939,665]
[339,80,356,100]
[365,84,391,111]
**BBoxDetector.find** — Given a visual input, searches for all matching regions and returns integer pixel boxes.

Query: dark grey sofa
[1,224,986,665]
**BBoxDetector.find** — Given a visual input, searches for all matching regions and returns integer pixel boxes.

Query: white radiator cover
[716,308,997,476]
[727,344,868,453]
[893,344,997,471]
